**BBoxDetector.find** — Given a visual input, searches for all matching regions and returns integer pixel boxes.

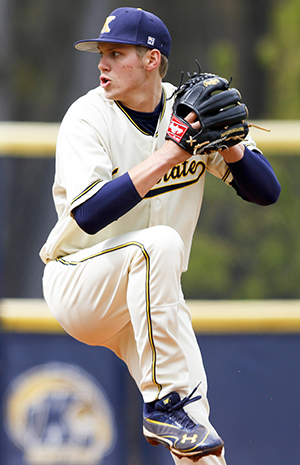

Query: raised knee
[147,226,184,259]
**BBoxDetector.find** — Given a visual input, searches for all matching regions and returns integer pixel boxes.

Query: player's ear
[146,49,161,72]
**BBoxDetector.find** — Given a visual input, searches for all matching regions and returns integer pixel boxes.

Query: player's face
[97,43,148,107]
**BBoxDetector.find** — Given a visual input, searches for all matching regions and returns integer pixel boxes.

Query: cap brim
[74,38,141,53]
[74,39,102,53]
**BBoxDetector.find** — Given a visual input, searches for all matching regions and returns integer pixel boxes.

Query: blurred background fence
[1,0,300,464]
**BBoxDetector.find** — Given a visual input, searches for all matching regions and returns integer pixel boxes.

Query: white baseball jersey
[40,82,258,270]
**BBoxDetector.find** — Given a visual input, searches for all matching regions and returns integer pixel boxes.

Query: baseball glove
[166,67,249,155]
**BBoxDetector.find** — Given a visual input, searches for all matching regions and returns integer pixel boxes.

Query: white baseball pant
[42,225,227,465]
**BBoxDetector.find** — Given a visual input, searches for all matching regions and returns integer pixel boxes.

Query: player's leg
[124,225,191,400]
[43,225,223,461]
[170,297,227,465]
[105,298,227,465]
[100,226,225,462]
[42,224,188,381]
[42,240,132,346]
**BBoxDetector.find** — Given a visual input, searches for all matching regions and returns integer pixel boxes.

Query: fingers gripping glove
[166,71,249,155]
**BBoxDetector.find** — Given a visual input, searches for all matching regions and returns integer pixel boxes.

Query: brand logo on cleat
[181,434,198,444]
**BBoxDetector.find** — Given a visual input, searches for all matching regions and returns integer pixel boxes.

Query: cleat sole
[145,437,159,447]
[144,427,223,461]
[172,443,223,462]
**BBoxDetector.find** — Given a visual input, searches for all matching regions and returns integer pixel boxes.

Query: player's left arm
[221,142,281,206]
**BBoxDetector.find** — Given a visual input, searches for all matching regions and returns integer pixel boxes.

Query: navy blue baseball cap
[74,7,171,58]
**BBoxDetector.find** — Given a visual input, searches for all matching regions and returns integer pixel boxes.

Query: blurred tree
[9,0,87,122]
[208,40,239,82]
[182,155,300,300]
[0,0,14,120]
[257,0,300,118]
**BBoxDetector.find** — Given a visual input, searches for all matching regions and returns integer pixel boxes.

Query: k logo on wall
[3,362,116,464]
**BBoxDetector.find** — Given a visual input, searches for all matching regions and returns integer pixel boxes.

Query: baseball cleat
[143,386,224,461]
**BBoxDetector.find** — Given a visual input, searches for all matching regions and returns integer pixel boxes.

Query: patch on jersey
[101,15,116,33]
[166,115,189,143]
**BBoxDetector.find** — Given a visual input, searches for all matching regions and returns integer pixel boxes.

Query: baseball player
[40,7,281,464]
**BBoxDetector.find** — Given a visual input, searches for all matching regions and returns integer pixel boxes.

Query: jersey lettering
[144,161,205,198]
[158,159,205,184]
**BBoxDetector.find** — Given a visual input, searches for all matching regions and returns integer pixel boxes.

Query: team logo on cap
[147,36,156,46]
[101,15,116,33]
[4,362,116,464]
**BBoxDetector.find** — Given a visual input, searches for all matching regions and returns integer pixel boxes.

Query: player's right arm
[128,113,199,197]
[72,113,198,234]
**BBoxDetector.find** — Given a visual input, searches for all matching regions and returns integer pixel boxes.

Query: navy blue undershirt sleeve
[228,146,281,205]
[72,172,142,235]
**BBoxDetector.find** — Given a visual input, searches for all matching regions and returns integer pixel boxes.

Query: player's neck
[118,79,162,113]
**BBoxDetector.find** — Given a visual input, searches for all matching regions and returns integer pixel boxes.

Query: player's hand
[163,111,201,162]
[184,111,245,162]
[181,112,245,162]
[219,141,245,162]
[185,111,201,131]
[129,111,201,198]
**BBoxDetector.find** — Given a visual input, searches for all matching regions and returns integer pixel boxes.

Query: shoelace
[168,384,202,429]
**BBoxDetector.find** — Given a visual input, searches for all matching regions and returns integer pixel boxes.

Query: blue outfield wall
[198,333,300,465]
[0,311,300,464]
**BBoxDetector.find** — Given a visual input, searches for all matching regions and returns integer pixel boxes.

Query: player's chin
[101,85,118,100]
